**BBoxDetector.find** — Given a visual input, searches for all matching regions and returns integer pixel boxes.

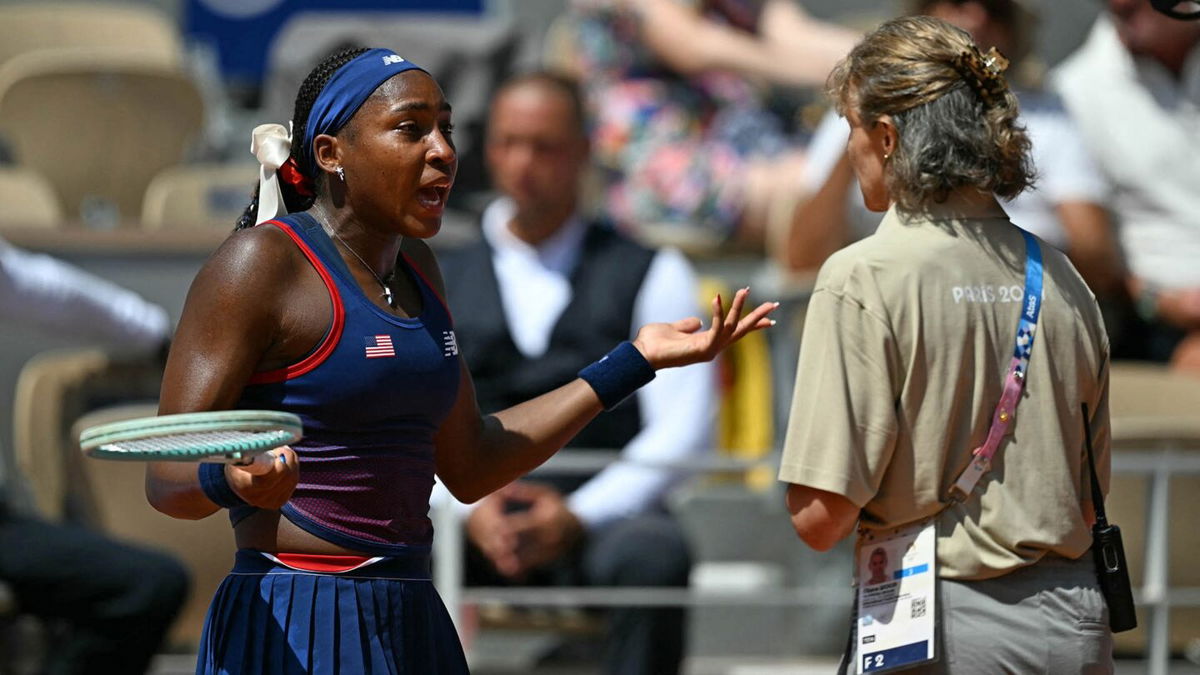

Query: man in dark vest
[437,72,716,675]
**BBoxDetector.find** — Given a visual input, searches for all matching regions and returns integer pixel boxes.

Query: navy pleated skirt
[196,549,468,674]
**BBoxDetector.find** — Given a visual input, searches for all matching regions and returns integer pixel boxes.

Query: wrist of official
[198,462,248,509]
[578,341,656,411]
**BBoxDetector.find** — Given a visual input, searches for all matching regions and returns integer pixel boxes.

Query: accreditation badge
[854,520,938,673]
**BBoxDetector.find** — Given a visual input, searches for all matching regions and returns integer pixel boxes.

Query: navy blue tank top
[232,213,461,555]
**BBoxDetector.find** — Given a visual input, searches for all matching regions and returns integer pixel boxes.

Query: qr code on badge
[911,597,927,619]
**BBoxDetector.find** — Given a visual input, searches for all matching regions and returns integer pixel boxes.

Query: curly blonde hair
[827,15,1035,211]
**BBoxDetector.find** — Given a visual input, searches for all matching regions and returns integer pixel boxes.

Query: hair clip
[955,45,1010,108]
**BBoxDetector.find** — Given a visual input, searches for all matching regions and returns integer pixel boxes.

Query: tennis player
[145,47,776,674]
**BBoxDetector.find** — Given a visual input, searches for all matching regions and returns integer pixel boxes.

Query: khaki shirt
[778,199,1111,580]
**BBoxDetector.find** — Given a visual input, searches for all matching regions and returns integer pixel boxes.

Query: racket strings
[99,429,294,456]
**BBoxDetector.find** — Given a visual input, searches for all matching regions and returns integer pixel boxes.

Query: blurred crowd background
[0,0,1198,673]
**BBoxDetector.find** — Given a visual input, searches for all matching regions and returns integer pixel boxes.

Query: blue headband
[300,48,428,178]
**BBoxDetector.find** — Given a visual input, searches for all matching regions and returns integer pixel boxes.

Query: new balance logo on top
[364,335,395,359]
[381,54,406,66]
[442,330,459,357]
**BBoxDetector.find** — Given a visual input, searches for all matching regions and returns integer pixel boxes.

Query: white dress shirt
[0,238,170,352]
[1052,15,1200,288]
[473,197,718,530]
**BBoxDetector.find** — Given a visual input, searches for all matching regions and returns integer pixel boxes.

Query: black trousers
[467,513,692,675]
[0,511,189,675]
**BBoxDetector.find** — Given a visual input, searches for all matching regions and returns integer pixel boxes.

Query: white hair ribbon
[250,122,293,225]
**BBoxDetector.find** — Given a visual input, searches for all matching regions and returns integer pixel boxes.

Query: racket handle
[233,450,280,476]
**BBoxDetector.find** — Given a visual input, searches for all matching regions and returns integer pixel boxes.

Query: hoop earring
[335,166,345,182]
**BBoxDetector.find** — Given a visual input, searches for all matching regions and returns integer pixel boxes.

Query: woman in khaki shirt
[779,15,1113,674]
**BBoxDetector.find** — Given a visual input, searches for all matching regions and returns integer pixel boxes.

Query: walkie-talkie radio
[1082,402,1137,633]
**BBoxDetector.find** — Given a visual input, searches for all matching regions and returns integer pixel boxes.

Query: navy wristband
[198,462,248,509]
[578,341,656,411]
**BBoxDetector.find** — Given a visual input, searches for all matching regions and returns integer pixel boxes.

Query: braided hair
[235,46,371,230]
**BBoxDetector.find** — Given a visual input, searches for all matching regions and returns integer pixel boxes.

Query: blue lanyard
[1013,228,1043,370]
[949,228,1044,502]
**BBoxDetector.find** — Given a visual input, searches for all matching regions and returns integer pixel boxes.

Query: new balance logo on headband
[381,54,406,66]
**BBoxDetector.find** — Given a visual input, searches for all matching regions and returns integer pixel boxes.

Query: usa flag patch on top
[364,335,395,358]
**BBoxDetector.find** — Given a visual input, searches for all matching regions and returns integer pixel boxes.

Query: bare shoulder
[183,224,305,319]
[203,224,302,282]
[194,224,302,290]
[401,237,448,299]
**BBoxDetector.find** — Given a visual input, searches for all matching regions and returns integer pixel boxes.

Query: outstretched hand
[633,287,778,370]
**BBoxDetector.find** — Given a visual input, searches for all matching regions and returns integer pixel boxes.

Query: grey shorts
[845,553,1114,674]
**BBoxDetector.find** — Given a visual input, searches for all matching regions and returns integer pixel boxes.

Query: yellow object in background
[700,277,775,490]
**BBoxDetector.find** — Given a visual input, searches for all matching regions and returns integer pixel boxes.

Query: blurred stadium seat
[0,167,63,228]
[0,3,182,73]
[11,348,231,649]
[11,348,162,521]
[0,48,204,226]
[140,163,257,231]
[70,404,234,649]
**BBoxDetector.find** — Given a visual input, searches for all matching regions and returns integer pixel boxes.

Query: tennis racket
[79,410,302,474]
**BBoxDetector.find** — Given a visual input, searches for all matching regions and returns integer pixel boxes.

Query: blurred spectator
[557,0,857,251]
[0,240,171,352]
[0,238,187,674]
[437,72,717,675]
[787,0,1123,301]
[1052,0,1200,370]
